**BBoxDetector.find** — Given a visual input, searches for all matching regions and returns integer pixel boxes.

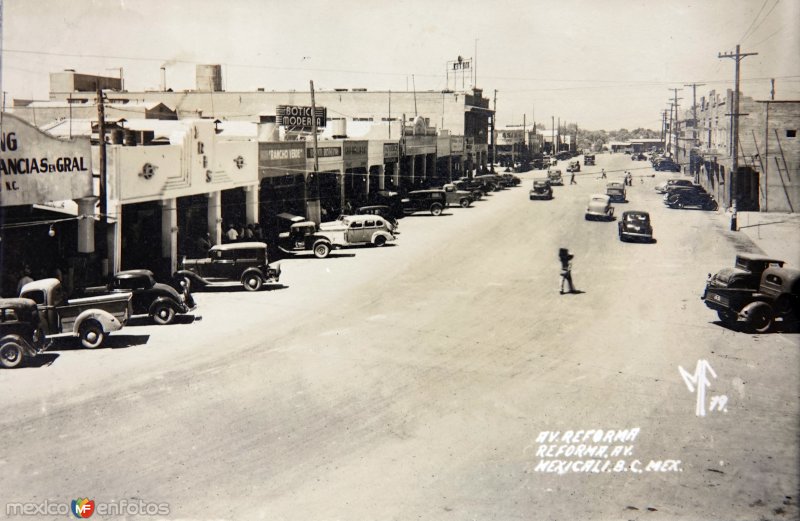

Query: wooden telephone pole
[718,45,758,231]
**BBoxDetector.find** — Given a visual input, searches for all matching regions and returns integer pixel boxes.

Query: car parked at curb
[79,269,196,325]
[618,211,653,242]
[0,298,47,368]
[655,178,694,193]
[665,188,718,210]
[440,183,474,208]
[355,205,399,229]
[20,278,131,349]
[585,194,614,221]
[176,242,281,292]
[529,180,553,200]
[705,254,786,291]
[401,190,448,216]
[654,159,681,172]
[702,266,800,332]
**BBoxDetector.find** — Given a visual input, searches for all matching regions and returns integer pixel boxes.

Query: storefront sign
[383,143,399,162]
[451,137,464,154]
[276,105,327,131]
[306,146,342,159]
[344,140,368,169]
[0,114,92,207]
[259,142,306,180]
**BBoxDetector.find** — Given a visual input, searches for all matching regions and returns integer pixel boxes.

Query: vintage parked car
[0,298,47,368]
[702,266,800,332]
[177,242,281,291]
[450,179,483,200]
[655,178,694,193]
[532,158,547,170]
[474,174,504,192]
[355,205,399,229]
[584,154,596,166]
[547,169,564,186]
[618,211,653,242]
[606,182,627,203]
[585,194,615,221]
[529,180,553,200]
[440,183,474,208]
[80,269,195,325]
[20,278,131,349]
[631,153,647,161]
[401,190,448,216]
[566,160,581,173]
[654,159,682,172]
[556,151,572,161]
[317,214,397,252]
[500,173,522,186]
[705,254,785,291]
[665,188,717,210]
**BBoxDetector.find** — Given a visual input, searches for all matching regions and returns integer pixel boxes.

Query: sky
[2,0,799,130]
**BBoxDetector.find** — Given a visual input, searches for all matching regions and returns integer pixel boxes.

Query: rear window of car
[365,220,376,227]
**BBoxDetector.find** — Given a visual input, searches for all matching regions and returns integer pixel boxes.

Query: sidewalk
[713,209,800,265]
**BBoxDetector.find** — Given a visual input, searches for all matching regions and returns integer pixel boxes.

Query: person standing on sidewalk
[559,248,576,294]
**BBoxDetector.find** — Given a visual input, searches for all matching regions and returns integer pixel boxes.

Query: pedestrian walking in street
[558,248,576,294]
[601,168,607,179]
[570,171,577,185]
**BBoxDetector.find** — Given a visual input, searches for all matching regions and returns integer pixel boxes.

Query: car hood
[712,267,747,285]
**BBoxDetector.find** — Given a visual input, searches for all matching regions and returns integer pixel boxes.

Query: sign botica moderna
[0,113,93,207]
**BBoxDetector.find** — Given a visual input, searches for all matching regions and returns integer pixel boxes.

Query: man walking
[570,171,577,185]
[559,248,576,294]
[600,168,607,179]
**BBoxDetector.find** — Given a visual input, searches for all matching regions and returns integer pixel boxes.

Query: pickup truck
[20,278,131,349]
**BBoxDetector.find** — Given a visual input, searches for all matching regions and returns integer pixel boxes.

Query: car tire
[313,242,331,259]
[374,235,387,247]
[79,319,105,349]
[460,198,470,208]
[741,301,773,333]
[151,302,176,325]
[0,341,24,369]
[430,204,443,216]
[243,273,263,292]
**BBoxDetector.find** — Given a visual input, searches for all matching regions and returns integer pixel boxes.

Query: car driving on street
[585,194,614,221]
[529,179,553,200]
[618,211,653,242]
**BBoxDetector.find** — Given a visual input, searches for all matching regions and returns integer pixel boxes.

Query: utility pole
[551,116,555,156]
[719,45,758,231]
[770,78,775,100]
[491,89,497,172]
[557,117,561,153]
[96,84,108,268]
[683,83,705,145]
[669,88,683,161]
[309,80,321,224]
[666,102,674,156]
[661,110,668,149]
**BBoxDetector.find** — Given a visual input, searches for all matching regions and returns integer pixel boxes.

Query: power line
[739,0,771,42]
[741,0,781,43]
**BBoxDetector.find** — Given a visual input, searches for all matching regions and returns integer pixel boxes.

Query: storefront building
[0,113,94,296]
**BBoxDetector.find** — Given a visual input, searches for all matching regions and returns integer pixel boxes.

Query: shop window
[787,130,797,138]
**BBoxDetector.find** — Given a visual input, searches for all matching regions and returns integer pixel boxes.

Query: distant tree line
[533,122,659,153]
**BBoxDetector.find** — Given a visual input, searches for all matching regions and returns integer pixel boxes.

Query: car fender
[239,267,265,284]
[148,296,183,316]
[73,309,123,335]
[0,333,39,357]
[371,231,394,243]
[174,270,209,288]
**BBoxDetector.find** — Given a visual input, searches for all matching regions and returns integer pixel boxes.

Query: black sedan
[654,159,681,172]
[665,189,718,210]
[82,269,196,324]
[618,211,654,242]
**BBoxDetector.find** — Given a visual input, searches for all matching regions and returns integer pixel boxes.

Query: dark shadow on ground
[47,334,151,351]
[193,283,289,293]
[22,353,60,368]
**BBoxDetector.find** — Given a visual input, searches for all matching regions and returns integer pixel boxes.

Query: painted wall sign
[306,146,342,159]
[383,143,399,162]
[0,113,93,207]
[258,142,306,179]
[451,137,465,154]
[343,140,368,169]
[276,105,327,131]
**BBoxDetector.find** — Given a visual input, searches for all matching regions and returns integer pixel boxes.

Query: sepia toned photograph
[1,1,798,519]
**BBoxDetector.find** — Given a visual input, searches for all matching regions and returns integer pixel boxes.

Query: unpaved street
[1,154,797,520]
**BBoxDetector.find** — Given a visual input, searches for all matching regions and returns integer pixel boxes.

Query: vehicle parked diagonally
[703,266,800,332]
[401,190,448,216]
[0,298,47,368]
[439,183,473,208]
[655,178,694,193]
[665,188,717,210]
[20,278,131,349]
[79,269,195,325]
[177,242,281,292]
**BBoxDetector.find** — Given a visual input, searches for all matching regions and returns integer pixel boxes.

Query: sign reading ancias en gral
[0,113,93,207]
[276,105,327,132]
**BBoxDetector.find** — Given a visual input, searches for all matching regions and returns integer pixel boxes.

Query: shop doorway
[121,201,163,274]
